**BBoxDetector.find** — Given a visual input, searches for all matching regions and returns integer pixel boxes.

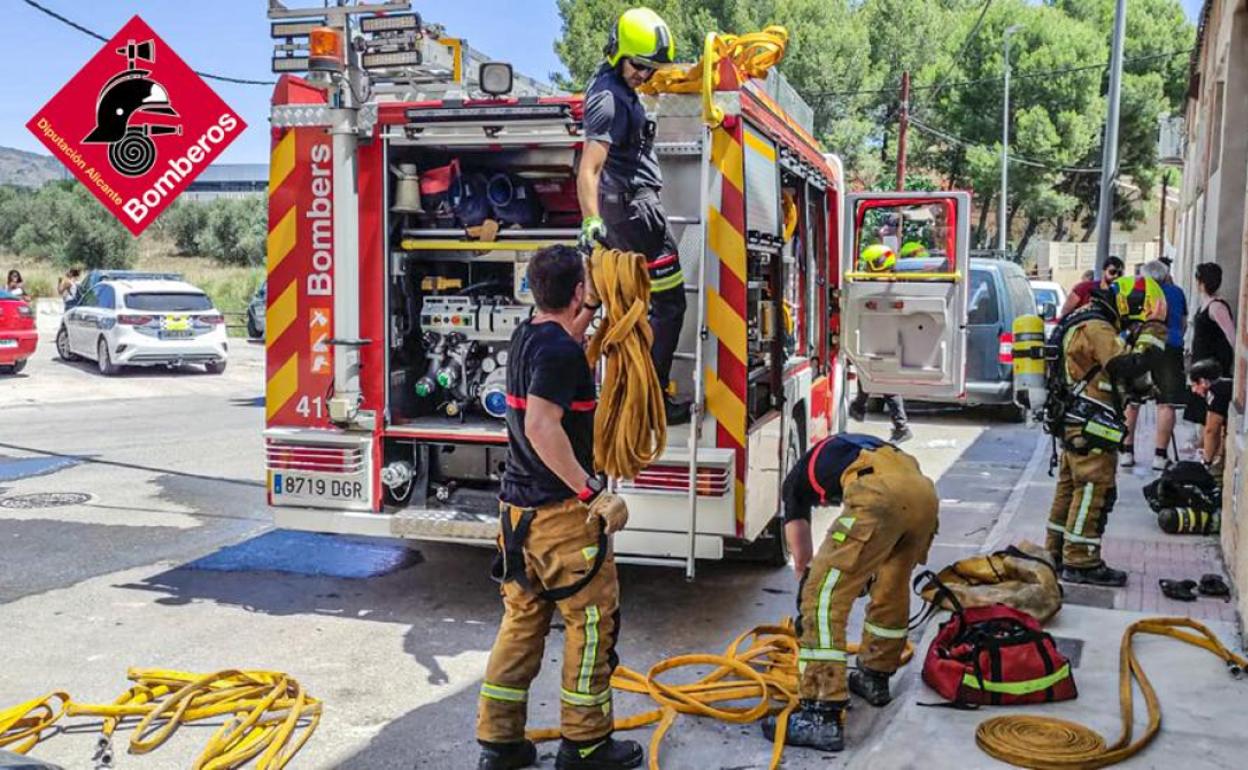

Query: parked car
[246,281,266,339]
[894,257,1036,416]
[56,279,228,375]
[0,289,36,375]
[1028,279,1066,338]
[65,270,182,308]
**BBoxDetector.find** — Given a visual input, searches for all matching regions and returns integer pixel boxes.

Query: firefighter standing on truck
[476,245,642,770]
[760,433,939,752]
[577,6,691,425]
[1044,287,1151,587]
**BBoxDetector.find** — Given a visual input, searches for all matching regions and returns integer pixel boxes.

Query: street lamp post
[1094,0,1128,279]
[999,24,1021,256]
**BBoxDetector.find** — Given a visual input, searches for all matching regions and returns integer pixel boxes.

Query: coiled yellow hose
[586,246,667,480]
[639,26,790,95]
[0,669,321,769]
[976,616,1248,769]
[529,620,913,770]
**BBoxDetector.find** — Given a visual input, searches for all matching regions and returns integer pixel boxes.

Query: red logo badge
[26,15,246,236]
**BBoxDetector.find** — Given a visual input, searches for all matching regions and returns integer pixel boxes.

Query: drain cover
[0,492,92,509]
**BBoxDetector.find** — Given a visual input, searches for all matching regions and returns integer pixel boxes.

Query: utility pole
[1094,0,1128,280]
[999,25,1021,256]
[896,70,910,191]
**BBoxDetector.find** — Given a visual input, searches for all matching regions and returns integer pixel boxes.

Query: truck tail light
[998,331,1014,365]
[117,314,154,326]
[266,442,365,474]
[617,464,731,496]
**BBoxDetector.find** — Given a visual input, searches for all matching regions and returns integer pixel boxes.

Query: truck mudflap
[265,429,375,512]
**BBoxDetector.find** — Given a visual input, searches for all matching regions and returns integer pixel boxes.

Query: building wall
[1175,0,1248,637]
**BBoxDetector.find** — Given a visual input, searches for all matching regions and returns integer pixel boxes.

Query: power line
[925,0,994,104]
[809,48,1192,101]
[21,0,276,86]
[908,117,1103,174]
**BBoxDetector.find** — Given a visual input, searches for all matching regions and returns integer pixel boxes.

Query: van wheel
[57,326,78,361]
[97,338,119,376]
[246,316,262,340]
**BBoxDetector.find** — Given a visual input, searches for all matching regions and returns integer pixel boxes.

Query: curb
[980,429,1048,553]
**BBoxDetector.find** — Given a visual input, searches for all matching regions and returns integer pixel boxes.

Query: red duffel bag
[921,601,1077,706]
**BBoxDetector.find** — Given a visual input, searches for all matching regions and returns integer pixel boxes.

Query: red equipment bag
[921,602,1077,706]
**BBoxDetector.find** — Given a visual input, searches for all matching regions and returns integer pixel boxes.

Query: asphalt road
[0,334,1039,769]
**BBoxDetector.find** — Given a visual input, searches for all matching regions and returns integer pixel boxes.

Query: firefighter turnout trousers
[1045,449,1118,569]
[797,447,939,702]
[477,498,620,744]
[600,188,686,392]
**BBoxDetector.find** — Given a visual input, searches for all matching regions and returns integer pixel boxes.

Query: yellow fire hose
[0,669,320,769]
[586,247,667,481]
[639,26,789,95]
[528,620,913,770]
[976,616,1248,769]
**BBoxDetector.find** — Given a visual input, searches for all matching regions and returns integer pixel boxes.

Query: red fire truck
[262,1,970,577]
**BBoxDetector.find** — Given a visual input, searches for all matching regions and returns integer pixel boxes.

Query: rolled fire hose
[528,619,914,770]
[0,669,321,770]
[976,616,1248,770]
[586,246,667,480]
[639,26,790,95]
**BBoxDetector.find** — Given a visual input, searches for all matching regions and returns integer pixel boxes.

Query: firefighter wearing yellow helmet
[578,7,690,429]
[1110,275,1171,471]
[859,244,897,273]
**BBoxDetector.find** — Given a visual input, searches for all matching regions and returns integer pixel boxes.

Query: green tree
[200,197,266,266]
[158,200,212,255]
[10,182,134,269]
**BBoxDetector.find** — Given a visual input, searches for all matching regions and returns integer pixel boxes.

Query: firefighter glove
[580,215,608,250]
[586,492,629,535]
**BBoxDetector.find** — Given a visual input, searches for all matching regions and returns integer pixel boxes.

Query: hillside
[0,146,66,187]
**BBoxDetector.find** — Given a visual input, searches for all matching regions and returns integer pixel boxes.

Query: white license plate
[160,330,193,340]
[0,339,16,348]
[272,473,365,501]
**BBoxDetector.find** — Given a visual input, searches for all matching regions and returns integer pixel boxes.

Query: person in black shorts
[477,245,642,770]
[577,8,690,425]
[1122,260,1186,471]
[1189,358,1232,472]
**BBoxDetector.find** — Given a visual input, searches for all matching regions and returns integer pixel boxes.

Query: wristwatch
[577,474,606,503]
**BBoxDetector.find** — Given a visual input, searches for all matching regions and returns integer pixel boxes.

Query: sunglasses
[627,58,657,76]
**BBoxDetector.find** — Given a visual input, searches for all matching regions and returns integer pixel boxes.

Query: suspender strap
[494,506,609,602]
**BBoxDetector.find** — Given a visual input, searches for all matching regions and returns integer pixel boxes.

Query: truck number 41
[296,396,325,419]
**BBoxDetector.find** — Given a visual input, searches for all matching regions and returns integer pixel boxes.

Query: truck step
[392,508,497,540]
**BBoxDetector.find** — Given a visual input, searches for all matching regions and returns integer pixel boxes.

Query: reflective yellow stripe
[1046,522,1066,533]
[816,568,842,649]
[798,647,848,662]
[560,687,612,707]
[831,531,847,543]
[1072,483,1095,536]
[864,621,907,639]
[582,545,599,562]
[480,682,527,702]
[962,663,1071,695]
[577,606,600,694]
[837,516,856,529]
[1064,532,1101,545]
[650,270,685,293]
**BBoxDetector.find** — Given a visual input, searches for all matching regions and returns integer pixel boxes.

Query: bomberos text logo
[27,15,246,236]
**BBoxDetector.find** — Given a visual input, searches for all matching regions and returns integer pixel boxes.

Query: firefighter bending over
[577,7,690,425]
[1044,288,1151,587]
[761,433,939,752]
[477,246,642,770]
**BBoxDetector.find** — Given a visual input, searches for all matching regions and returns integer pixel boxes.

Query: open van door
[840,191,970,401]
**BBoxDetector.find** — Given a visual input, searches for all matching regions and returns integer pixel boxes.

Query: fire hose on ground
[527,620,914,770]
[0,669,320,770]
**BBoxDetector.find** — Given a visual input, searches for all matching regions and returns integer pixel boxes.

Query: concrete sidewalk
[855,413,1247,769]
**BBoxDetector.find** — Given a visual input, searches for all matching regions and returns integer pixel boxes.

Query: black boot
[848,667,892,707]
[1061,563,1128,587]
[889,425,914,444]
[760,699,845,752]
[478,739,537,770]
[848,399,867,422]
[664,398,692,426]
[555,736,643,770]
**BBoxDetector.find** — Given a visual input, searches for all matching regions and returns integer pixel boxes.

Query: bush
[157,200,211,255]
[6,182,134,269]
[155,197,265,266]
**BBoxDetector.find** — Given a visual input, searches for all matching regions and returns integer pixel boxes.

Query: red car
[0,290,37,374]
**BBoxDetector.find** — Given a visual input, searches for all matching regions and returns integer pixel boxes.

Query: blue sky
[3,0,1207,164]
[4,0,566,164]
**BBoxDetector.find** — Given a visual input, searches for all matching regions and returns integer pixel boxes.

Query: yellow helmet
[860,244,896,273]
[899,241,929,259]
[1112,275,1164,322]
[605,7,676,68]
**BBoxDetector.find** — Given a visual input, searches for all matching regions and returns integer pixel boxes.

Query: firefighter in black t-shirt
[476,245,643,770]
[577,7,689,426]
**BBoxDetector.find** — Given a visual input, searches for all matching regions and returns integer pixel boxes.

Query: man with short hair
[1059,256,1124,318]
[1189,358,1232,471]
[578,7,689,425]
[1121,260,1186,470]
[476,245,642,770]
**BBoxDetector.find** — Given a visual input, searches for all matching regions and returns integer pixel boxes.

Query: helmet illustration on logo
[82,39,182,177]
